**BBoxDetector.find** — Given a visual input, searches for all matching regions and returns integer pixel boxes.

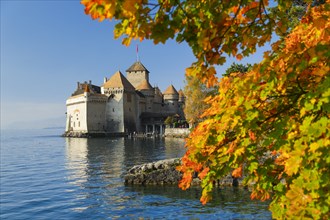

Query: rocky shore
[124,158,244,187]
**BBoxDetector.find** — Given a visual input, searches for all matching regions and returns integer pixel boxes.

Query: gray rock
[124,158,251,187]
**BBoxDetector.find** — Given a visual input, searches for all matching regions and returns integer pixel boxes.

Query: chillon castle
[64,61,186,136]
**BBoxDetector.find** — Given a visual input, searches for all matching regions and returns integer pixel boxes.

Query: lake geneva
[0,129,271,219]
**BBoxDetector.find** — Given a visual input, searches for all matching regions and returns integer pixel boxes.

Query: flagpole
[136,44,139,62]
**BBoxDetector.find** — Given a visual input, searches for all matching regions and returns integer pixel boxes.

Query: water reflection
[65,138,89,186]
[64,137,187,217]
[65,137,186,181]
[122,138,186,168]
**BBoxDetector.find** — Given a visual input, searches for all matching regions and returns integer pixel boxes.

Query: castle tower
[163,85,179,114]
[102,71,138,134]
[126,61,150,88]
[163,85,179,101]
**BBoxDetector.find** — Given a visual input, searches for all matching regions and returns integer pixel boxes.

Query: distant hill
[4,116,66,130]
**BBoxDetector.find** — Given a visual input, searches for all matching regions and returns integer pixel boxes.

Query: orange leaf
[236,54,243,61]
[198,167,210,179]
[249,130,256,141]
[232,166,242,178]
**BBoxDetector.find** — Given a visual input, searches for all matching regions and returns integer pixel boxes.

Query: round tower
[163,85,179,101]
[163,85,179,113]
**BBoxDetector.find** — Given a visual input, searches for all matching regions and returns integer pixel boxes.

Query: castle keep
[65,61,185,136]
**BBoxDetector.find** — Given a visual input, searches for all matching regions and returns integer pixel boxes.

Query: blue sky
[1,0,272,129]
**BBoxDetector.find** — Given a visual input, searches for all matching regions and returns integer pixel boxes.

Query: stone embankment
[164,128,190,138]
[124,158,243,187]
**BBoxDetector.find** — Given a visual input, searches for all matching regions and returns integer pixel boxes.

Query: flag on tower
[136,44,139,61]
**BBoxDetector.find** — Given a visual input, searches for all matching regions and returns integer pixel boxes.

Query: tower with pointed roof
[163,85,180,114]
[126,61,150,88]
[102,71,139,134]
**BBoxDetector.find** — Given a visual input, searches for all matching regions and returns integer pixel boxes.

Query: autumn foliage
[82,0,330,219]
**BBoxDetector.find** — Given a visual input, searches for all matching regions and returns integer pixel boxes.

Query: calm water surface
[0,129,271,219]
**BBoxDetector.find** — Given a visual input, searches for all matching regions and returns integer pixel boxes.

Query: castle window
[73,122,75,127]
[78,121,80,127]
[113,108,115,112]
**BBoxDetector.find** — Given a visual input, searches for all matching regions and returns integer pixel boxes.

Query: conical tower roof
[103,71,135,91]
[163,85,179,95]
[136,79,153,90]
[126,61,150,73]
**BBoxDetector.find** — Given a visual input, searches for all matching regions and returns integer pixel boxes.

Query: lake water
[0,129,271,219]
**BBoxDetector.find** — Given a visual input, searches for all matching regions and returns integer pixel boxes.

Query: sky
[1,0,273,130]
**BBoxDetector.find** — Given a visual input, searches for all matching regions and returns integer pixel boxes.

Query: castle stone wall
[127,70,149,88]
[66,95,88,133]
[86,97,107,132]
[106,93,124,133]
